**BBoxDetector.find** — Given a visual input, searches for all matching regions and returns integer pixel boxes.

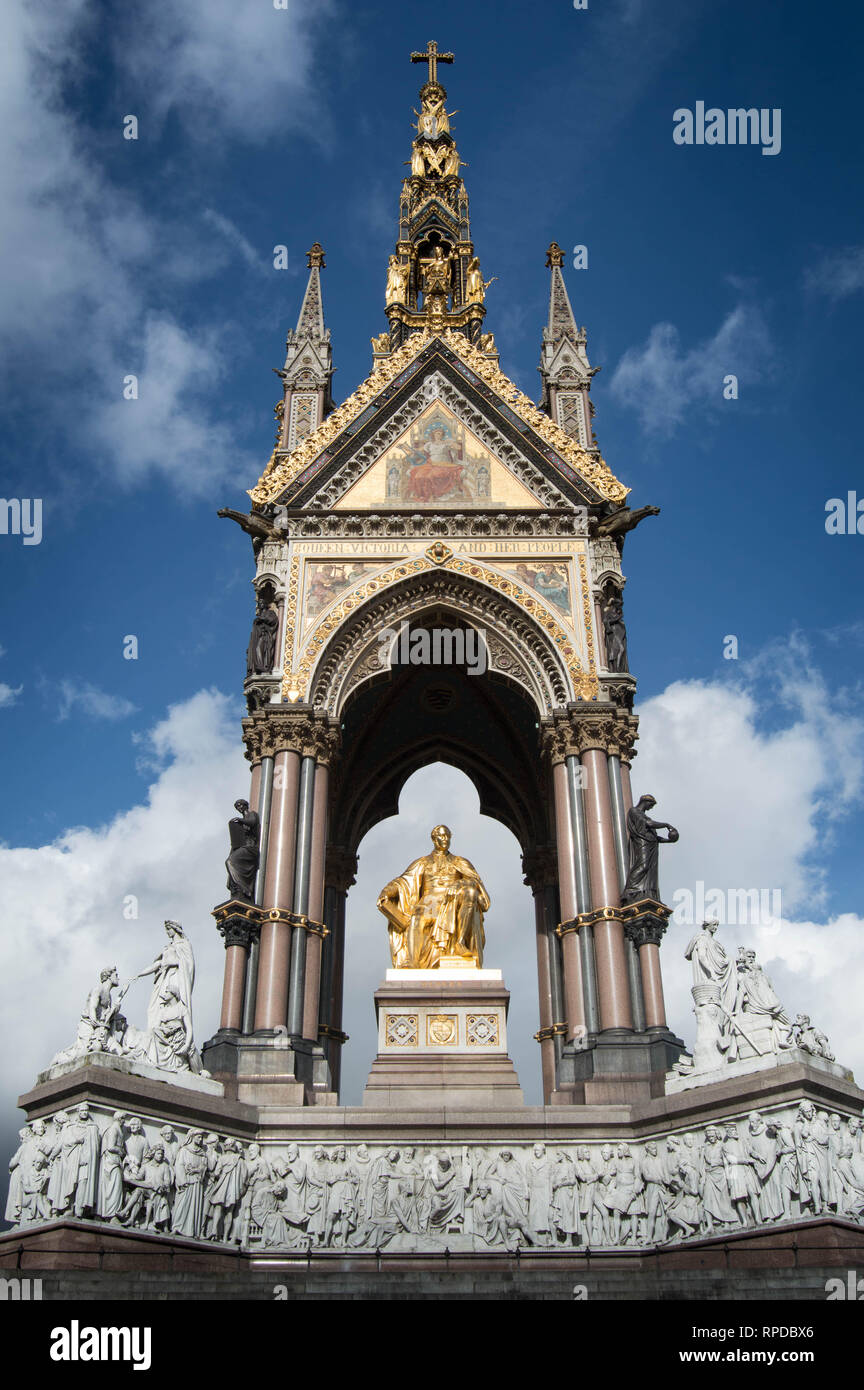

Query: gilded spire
[375,44,496,358]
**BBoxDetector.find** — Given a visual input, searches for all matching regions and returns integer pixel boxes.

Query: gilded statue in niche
[377,825,489,969]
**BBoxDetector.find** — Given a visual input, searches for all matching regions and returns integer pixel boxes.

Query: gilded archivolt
[309,572,573,715]
[283,550,599,708]
[447,556,596,699]
[249,330,627,508]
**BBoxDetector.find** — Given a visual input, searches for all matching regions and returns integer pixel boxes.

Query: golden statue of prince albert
[377,825,490,969]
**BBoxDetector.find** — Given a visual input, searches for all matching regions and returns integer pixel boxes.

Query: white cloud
[52,679,138,722]
[91,315,256,494]
[0,0,329,496]
[113,0,334,143]
[610,305,773,435]
[0,683,22,709]
[0,689,246,1130]
[637,650,864,914]
[636,641,864,1070]
[804,246,864,301]
[202,209,266,273]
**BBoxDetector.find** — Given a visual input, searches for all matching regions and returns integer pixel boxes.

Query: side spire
[295,241,326,337]
[538,241,597,449]
[275,242,334,452]
[372,42,498,366]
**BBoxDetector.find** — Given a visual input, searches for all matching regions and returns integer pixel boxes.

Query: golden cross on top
[410,40,454,86]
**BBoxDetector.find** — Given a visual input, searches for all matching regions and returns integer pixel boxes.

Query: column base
[201,1031,337,1107]
[551,1027,686,1104]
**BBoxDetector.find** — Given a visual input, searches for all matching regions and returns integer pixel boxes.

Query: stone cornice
[271,510,589,540]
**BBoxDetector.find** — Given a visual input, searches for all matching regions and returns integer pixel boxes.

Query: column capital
[521,846,558,891]
[326,845,358,893]
[212,900,262,950]
[539,710,584,764]
[540,707,639,762]
[620,897,672,949]
[242,706,342,765]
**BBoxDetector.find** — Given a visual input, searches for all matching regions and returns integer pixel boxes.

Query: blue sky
[1,0,864,1118]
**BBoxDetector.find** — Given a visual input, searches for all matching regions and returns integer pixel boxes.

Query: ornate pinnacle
[306,242,325,269]
[545,241,565,269]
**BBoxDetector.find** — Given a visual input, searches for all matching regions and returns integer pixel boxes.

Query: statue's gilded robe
[379,853,488,968]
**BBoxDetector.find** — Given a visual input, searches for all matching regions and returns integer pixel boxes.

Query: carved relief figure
[699,1126,736,1232]
[5,1129,28,1226]
[21,1120,52,1224]
[171,1130,207,1240]
[98,1111,127,1221]
[640,1141,668,1244]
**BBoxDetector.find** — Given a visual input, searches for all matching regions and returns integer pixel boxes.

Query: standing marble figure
[226,798,260,902]
[621,794,678,904]
[125,920,205,1074]
[685,919,731,993]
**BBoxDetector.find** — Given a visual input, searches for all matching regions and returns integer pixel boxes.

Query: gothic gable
[249,331,627,510]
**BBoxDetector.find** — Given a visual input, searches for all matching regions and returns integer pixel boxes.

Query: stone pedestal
[666,1044,853,1095]
[362,966,524,1108]
[202,1032,336,1106]
[38,1050,224,1098]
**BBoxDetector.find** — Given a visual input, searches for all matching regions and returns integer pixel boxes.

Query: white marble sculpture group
[48,921,206,1078]
[7,1099,864,1252]
[6,915,854,1253]
[671,920,835,1084]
